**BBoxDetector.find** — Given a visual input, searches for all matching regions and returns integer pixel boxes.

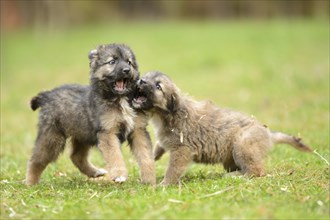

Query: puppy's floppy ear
[88,49,98,68]
[88,49,98,60]
[167,93,179,113]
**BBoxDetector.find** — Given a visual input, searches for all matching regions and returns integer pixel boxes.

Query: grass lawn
[1,20,329,219]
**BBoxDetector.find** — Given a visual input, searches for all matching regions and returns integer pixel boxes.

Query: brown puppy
[132,71,312,185]
[26,44,155,185]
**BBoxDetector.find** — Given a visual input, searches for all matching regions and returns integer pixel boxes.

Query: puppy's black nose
[122,68,130,74]
[139,79,146,85]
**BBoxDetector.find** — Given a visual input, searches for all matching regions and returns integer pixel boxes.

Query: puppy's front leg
[97,132,128,183]
[161,146,192,186]
[128,128,156,185]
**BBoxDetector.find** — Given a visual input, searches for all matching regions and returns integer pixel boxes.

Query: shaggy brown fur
[26,44,155,185]
[132,71,312,185]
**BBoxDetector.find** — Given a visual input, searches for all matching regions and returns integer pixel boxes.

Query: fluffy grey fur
[26,44,155,185]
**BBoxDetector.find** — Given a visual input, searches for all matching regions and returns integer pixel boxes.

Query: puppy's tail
[30,92,49,111]
[270,131,312,152]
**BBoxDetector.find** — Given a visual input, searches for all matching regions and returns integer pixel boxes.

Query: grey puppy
[26,44,155,185]
[132,71,312,185]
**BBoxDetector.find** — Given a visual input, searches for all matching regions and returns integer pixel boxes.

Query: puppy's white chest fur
[100,98,136,136]
[119,98,136,135]
[151,114,163,134]
[151,114,179,150]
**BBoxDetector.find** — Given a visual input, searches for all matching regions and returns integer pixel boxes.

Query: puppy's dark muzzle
[116,67,132,80]
[122,67,130,75]
[135,80,148,93]
[138,79,146,84]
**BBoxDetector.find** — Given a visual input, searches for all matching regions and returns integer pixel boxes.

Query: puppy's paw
[109,168,128,183]
[113,176,127,183]
[93,168,108,177]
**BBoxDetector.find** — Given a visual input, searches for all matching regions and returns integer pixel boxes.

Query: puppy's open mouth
[114,79,128,93]
[133,91,147,104]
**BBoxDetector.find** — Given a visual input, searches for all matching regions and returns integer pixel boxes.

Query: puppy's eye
[156,83,162,91]
[107,59,116,65]
[127,60,132,65]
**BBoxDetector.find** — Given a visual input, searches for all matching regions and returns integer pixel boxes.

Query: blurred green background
[1,1,329,219]
[1,0,329,147]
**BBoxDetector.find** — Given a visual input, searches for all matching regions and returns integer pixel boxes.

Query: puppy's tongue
[116,80,125,91]
[135,96,147,103]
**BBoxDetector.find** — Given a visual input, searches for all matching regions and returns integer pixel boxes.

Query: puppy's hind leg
[70,139,107,178]
[233,126,272,177]
[26,129,66,185]
[232,133,269,177]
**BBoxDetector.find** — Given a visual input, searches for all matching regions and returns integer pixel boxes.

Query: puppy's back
[31,84,89,110]
[31,84,95,138]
